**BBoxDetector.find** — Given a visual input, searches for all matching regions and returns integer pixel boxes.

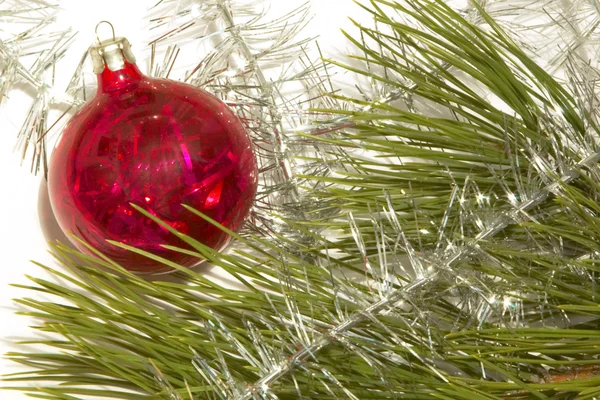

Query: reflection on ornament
[48,23,258,273]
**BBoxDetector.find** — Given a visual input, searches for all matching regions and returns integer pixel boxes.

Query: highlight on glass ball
[47,22,258,273]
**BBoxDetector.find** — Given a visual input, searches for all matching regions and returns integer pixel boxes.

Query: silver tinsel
[4,0,600,398]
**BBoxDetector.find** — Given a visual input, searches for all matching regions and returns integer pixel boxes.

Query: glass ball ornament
[48,26,258,273]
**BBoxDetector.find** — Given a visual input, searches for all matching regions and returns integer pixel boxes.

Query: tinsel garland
[2,0,600,399]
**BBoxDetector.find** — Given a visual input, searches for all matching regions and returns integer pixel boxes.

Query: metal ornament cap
[89,21,136,73]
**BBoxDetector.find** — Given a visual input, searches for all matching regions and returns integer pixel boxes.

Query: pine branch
[6,0,600,399]
[234,149,600,399]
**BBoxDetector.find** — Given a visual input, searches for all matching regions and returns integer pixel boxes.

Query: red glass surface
[48,61,258,273]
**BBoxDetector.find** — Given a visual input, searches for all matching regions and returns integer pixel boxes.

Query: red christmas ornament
[48,24,258,273]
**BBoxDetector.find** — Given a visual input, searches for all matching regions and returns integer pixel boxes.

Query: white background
[0,0,362,398]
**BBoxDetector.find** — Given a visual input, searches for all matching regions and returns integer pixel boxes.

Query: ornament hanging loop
[95,21,116,43]
[89,22,136,73]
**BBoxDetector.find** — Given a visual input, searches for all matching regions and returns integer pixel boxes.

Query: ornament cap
[89,21,136,74]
